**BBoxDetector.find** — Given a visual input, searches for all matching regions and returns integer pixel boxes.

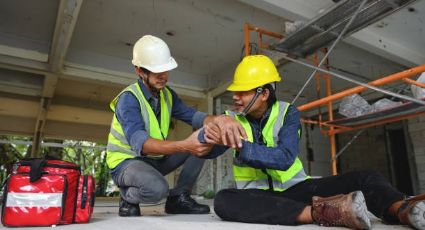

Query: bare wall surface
[408,116,425,193]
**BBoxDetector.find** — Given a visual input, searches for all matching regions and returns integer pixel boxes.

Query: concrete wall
[407,116,425,194]
[337,127,391,179]
[302,125,332,177]
[336,117,425,195]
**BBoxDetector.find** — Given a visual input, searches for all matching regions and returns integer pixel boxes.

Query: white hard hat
[131,35,178,73]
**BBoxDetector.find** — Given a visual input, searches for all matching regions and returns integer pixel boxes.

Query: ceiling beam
[30,97,49,157]
[30,75,60,157]
[0,115,36,137]
[0,44,48,62]
[0,53,49,74]
[63,62,206,99]
[49,0,83,73]
[44,120,109,143]
[47,104,111,126]
[29,0,84,156]
[0,96,111,126]
[42,75,59,98]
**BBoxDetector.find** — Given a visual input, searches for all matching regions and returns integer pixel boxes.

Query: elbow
[275,162,292,171]
[271,156,296,171]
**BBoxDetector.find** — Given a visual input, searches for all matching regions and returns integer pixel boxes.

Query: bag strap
[29,159,47,182]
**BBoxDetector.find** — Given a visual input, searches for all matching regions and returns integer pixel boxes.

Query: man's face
[146,71,169,90]
[232,90,258,114]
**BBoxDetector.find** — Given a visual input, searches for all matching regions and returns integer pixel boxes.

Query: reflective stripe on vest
[226,101,308,191]
[106,83,172,169]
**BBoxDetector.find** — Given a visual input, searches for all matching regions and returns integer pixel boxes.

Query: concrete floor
[1,197,413,230]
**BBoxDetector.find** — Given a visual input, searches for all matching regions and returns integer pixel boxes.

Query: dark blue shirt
[115,79,207,155]
[199,104,300,171]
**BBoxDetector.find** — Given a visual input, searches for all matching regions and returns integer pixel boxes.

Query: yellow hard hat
[227,55,281,92]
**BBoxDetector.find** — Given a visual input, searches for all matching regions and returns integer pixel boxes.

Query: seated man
[201,55,425,230]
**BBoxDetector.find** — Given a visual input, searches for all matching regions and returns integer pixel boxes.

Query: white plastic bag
[371,98,402,112]
[339,94,372,118]
[411,73,425,99]
[285,21,305,35]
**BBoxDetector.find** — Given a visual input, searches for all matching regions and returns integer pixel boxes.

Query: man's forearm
[141,129,212,157]
[141,138,187,155]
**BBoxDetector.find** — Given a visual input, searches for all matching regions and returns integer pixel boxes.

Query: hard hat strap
[237,87,263,117]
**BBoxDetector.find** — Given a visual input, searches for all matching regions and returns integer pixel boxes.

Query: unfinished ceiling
[0,0,423,143]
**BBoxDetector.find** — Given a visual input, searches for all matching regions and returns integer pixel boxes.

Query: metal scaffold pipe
[277,55,425,107]
[291,0,368,104]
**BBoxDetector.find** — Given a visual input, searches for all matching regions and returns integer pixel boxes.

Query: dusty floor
[1,197,413,230]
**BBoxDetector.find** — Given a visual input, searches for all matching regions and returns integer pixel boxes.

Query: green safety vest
[226,101,308,191]
[106,82,172,169]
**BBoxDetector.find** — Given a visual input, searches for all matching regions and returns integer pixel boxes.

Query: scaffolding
[242,0,425,175]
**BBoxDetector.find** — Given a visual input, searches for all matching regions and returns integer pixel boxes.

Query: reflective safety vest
[226,101,308,191]
[106,82,172,169]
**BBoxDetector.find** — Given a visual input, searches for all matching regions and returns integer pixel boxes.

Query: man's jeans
[214,171,404,225]
[111,153,205,204]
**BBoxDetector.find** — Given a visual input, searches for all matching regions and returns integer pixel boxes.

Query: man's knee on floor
[214,189,238,218]
[214,191,227,219]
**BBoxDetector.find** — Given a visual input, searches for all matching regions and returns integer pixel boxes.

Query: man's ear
[135,66,143,74]
[261,88,270,102]
[135,67,146,80]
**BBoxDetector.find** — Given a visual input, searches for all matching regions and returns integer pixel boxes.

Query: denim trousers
[111,153,205,204]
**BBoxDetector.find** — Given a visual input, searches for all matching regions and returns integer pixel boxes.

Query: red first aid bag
[1,159,95,227]
[75,175,95,223]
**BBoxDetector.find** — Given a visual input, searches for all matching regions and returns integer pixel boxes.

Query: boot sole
[165,210,210,214]
[118,213,142,217]
[351,191,372,230]
[408,200,425,230]
[165,207,210,214]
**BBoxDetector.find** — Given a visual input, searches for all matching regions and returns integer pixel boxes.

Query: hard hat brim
[133,57,178,73]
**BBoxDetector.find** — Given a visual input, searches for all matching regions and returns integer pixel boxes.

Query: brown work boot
[312,191,371,229]
[398,193,425,230]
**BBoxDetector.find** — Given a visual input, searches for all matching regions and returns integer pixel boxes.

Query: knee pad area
[141,179,169,203]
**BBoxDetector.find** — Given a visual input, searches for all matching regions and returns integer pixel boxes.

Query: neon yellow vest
[226,101,308,191]
[106,82,172,169]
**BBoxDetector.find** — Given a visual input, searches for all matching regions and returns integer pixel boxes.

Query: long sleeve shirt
[199,104,301,171]
[115,79,207,155]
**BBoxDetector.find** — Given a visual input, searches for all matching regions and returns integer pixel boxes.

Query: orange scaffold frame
[243,23,425,175]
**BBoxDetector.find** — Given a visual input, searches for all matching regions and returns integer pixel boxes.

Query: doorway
[386,126,413,195]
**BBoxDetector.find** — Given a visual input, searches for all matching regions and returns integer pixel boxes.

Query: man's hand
[181,129,213,157]
[205,115,247,148]
[204,122,223,145]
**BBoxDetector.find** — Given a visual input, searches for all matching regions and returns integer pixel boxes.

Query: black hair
[263,84,277,108]
[139,67,151,75]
